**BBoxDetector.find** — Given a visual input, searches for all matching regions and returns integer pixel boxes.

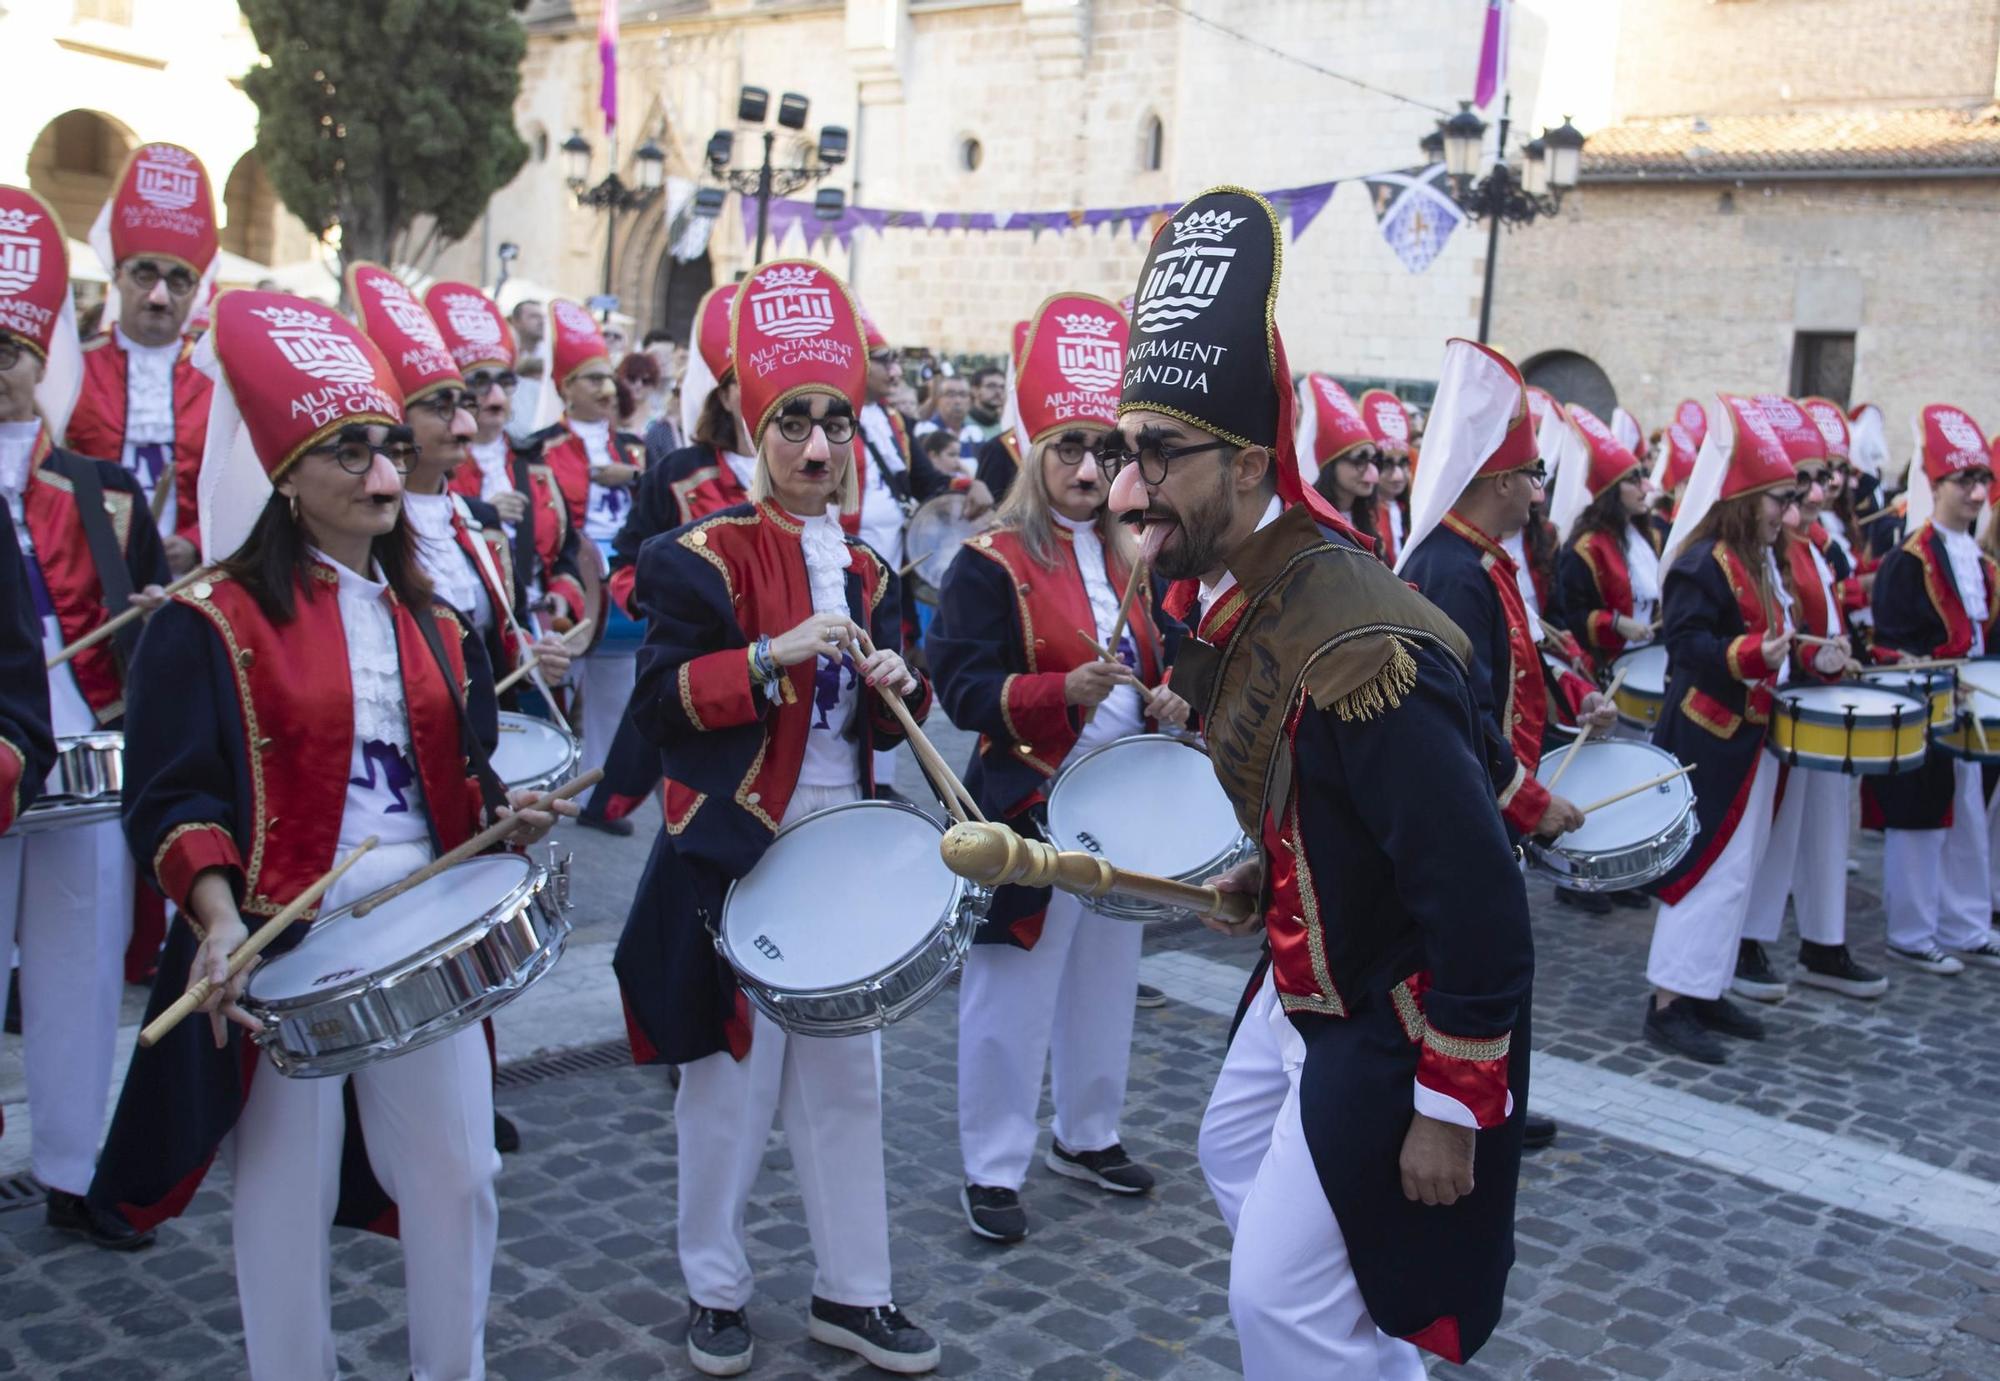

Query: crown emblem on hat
[0,208,41,236]
[755,264,819,290]
[140,143,197,170]
[1170,208,1245,243]
[1054,312,1114,339]
[250,303,336,332]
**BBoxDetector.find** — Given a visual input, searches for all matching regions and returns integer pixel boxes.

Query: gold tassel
[1331,634,1418,723]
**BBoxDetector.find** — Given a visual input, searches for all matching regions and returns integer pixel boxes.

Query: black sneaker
[45,1191,155,1252]
[1610,889,1652,910]
[1555,886,1612,915]
[1643,997,1727,1065]
[1954,937,2000,971]
[1522,1110,1558,1150]
[1796,942,1889,999]
[686,1302,753,1377]
[1045,1141,1154,1195]
[1730,940,1788,1003]
[808,1298,940,1374]
[1886,944,1964,976]
[960,1183,1027,1243]
[1687,994,1765,1041]
[1134,983,1167,1009]
[3,969,18,1035]
[494,1111,521,1154]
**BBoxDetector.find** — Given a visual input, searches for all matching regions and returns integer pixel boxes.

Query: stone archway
[26,108,137,242]
[1522,349,1618,420]
[220,152,281,265]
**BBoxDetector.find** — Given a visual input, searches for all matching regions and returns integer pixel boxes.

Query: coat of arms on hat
[0,206,44,298]
[253,302,379,386]
[443,293,502,346]
[1054,311,1121,392]
[1134,206,1247,336]
[134,144,201,212]
[748,264,836,342]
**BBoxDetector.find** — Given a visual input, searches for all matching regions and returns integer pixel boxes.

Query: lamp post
[690,86,848,264]
[1424,94,1586,344]
[562,131,667,317]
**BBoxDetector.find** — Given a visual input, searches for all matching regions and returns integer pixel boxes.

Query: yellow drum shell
[1857,670,1953,728]
[1933,683,2000,762]
[1611,645,1669,729]
[1768,686,1929,775]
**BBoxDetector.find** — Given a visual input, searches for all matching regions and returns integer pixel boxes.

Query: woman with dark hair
[90,291,571,1381]
[1557,406,1659,662]
[1640,395,1798,1066]
[1295,374,1384,557]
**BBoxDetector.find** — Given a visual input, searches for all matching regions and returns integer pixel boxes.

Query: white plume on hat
[1394,340,1522,576]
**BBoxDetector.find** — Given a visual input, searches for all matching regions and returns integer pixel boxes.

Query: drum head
[1536,740,1693,853]
[1778,685,1921,719]
[723,803,958,990]
[493,713,574,788]
[905,494,989,595]
[1047,736,1239,877]
[249,855,536,1002]
[1614,644,1669,695]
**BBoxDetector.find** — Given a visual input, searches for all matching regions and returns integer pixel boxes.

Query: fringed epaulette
[1303,631,1420,724]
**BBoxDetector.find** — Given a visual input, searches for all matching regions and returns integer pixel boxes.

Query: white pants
[1648,751,1781,999]
[675,780,894,1311]
[0,817,134,1194]
[958,888,1142,1189]
[1885,760,1993,953]
[1986,778,2000,911]
[226,841,499,1381]
[1197,968,1425,1381]
[1742,766,1850,947]
[577,652,636,782]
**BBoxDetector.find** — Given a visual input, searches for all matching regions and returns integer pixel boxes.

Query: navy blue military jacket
[0,504,55,830]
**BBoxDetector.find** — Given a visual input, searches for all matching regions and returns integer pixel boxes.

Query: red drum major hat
[1658,424,1698,492]
[1294,374,1373,484]
[679,283,739,439]
[729,259,866,440]
[348,262,461,406]
[1660,393,1795,564]
[1799,397,1851,462]
[0,185,84,439]
[1570,404,1641,498]
[1525,386,1559,435]
[423,280,516,376]
[91,142,218,275]
[1917,404,1989,485]
[860,302,890,352]
[194,289,402,561]
[1014,292,1127,446]
[547,298,610,390]
[1674,398,1707,450]
[1359,388,1413,458]
[1755,395,1825,468]
[1611,406,1644,456]
[1395,338,1536,571]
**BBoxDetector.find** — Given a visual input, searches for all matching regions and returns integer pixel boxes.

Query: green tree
[239,0,529,276]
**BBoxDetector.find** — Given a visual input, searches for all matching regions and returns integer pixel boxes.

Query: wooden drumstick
[855,630,985,824]
[1081,558,1149,728]
[494,619,594,697]
[1545,665,1627,795]
[1579,763,1694,816]
[138,835,381,1048]
[938,819,1255,924]
[47,567,208,668]
[348,768,602,918]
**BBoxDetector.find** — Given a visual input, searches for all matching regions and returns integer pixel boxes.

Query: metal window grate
[0,1172,48,1214]
[494,1039,634,1089]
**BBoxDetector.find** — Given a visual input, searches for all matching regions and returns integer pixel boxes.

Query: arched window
[27,109,137,247]
[1522,349,1617,421]
[1141,113,1165,172]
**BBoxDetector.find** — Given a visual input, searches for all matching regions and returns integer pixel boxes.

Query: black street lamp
[690,85,848,264]
[563,130,667,317]
[1423,95,1586,344]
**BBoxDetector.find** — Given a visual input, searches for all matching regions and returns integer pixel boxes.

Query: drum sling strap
[509,448,536,613]
[408,602,511,817]
[50,452,141,670]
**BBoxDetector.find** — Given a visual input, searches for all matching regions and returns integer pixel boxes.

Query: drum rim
[1045,733,1243,886]
[247,854,546,1010]
[718,798,976,994]
[1532,740,1696,857]
[1770,687,1934,727]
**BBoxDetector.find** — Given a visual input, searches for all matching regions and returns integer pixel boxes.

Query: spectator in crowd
[510,300,546,377]
[968,366,1007,440]
[636,330,685,463]
[914,374,982,466]
[919,427,971,481]
[604,311,636,366]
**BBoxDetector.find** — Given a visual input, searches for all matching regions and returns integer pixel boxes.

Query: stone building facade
[1493,0,2000,459]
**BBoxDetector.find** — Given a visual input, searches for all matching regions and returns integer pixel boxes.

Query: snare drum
[1933,680,2000,763]
[1525,739,1697,892]
[718,800,987,1037]
[1044,734,1254,923]
[17,732,124,834]
[1769,684,1930,774]
[492,712,580,795]
[243,852,570,1078]
[1611,644,1670,729]
[1858,669,1954,728]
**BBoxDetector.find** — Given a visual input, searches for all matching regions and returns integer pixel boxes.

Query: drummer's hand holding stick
[142,837,382,1050]
[494,619,593,696]
[1545,666,1627,795]
[47,567,207,668]
[959,480,996,520]
[847,627,985,824]
[1613,614,1652,644]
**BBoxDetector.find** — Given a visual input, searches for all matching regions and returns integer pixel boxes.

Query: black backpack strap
[509,449,536,614]
[49,451,141,668]
[408,600,510,816]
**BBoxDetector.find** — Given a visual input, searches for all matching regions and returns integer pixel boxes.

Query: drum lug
[546,845,575,911]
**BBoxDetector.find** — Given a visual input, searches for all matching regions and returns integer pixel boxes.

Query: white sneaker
[1886,944,1965,976]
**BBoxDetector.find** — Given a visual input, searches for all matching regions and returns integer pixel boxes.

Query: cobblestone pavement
[5,724,2000,1378]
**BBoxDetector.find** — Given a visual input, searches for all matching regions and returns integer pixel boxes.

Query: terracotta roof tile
[1581,106,2000,178]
